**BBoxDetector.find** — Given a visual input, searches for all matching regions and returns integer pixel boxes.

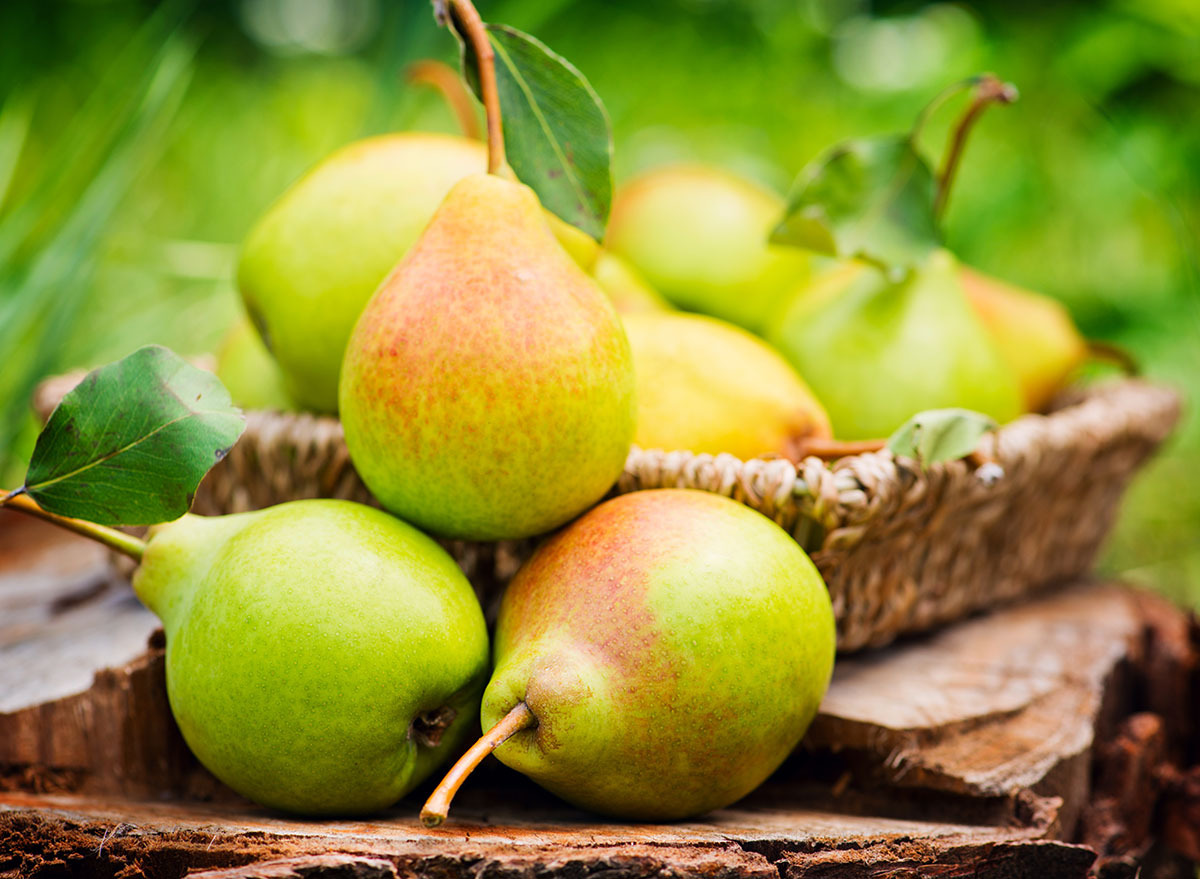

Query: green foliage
[887,409,998,467]
[772,134,939,273]
[456,22,613,239]
[25,346,245,526]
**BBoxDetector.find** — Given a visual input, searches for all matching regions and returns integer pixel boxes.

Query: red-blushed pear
[958,266,1088,412]
[339,171,635,540]
[421,489,836,824]
[237,133,602,414]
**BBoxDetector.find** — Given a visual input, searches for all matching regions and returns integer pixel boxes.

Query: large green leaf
[886,408,998,468]
[455,21,612,240]
[771,134,940,273]
[24,346,245,525]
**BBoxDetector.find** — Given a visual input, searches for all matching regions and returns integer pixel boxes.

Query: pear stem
[447,0,506,174]
[934,74,1018,221]
[406,59,482,141]
[0,490,146,561]
[420,701,535,828]
[1087,340,1141,376]
[910,76,979,140]
[793,437,888,461]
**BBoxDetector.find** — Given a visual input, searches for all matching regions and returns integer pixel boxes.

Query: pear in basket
[340,168,635,541]
[958,267,1088,412]
[766,251,1022,440]
[606,164,813,333]
[624,311,831,460]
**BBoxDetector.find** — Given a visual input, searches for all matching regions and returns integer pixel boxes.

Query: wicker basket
[32,376,1181,651]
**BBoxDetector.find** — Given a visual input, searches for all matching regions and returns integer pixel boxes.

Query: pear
[959,267,1087,412]
[767,251,1023,440]
[237,133,596,414]
[592,251,673,314]
[606,164,812,332]
[624,312,830,459]
[238,133,486,413]
[421,489,835,824]
[132,499,489,816]
[214,315,296,412]
[339,173,636,541]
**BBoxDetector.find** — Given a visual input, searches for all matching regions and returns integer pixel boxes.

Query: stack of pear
[132,499,489,815]
[766,251,1023,440]
[339,171,635,541]
[423,489,836,823]
[624,312,830,459]
[606,164,813,332]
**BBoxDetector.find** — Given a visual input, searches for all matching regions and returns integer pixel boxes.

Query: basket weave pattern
[174,380,1180,651]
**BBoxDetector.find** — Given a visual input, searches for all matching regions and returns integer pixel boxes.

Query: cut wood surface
[1,511,1197,878]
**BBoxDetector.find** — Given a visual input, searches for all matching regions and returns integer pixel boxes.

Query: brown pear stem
[420,701,535,827]
[910,76,978,140]
[934,75,1018,221]
[446,0,506,174]
[406,59,482,141]
[793,438,888,461]
[1087,340,1141,376]
[0,490,145,561]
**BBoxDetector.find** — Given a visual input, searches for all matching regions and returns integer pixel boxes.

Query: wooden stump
[1,511,1197,879]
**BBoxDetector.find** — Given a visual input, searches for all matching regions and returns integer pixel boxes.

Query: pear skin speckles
[481,489,836,820]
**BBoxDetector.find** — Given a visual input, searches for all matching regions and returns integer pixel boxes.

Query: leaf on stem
[23,345,245,525]
[886,408,997,467]
[771,134,940,273]
[456,22,612,240]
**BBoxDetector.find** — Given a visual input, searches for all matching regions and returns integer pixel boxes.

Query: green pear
[959,266,1087,412]
[606,164,812,332]
[591,251,673,314]
[214,315,297,412]
[131,499,490,815]
[423,489,836,823]
[766,251,1023,440]
[339,173,636,541]
[238,133,486,413]
[624,312,830,460]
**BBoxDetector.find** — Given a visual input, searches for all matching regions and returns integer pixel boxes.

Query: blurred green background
[2,0,1197,601]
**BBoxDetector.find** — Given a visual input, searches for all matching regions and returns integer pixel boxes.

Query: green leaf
[457,22,612,240]
[886,408,998,467]
[24,346,245,526]
[771,134,940,273]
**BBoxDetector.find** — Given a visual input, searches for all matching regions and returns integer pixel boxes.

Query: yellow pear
[624,312,830,460]
[959,267,1088,412]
